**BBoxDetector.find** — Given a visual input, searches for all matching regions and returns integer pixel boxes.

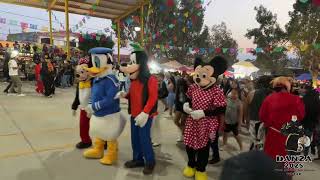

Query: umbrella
[296,73,320,80]
[232,61,259,76]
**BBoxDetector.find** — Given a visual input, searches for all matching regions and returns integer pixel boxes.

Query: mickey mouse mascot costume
[183,56,228,180]
[71,57,93,149]
[83,47,126,166]
[116,43,158,175]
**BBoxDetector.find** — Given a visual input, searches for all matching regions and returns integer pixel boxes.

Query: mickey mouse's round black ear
[210,56,228,77]
[194,57,202,70]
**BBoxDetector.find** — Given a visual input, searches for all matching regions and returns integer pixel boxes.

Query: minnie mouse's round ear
[194,57,203,70]
[210,56,228,77]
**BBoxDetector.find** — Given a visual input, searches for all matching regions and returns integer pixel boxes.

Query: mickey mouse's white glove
[190,110,205,120]
[84,105,93,118]
[134,112,149,128]
[183,103,193,114]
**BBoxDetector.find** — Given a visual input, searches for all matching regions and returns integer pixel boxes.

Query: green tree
[78,34,114,54]
[245,5,289,75]
[286,0,320,87]
[208,22,238,66]
[117,0,206,65]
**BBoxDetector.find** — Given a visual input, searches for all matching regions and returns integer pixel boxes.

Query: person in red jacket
[259,76,305,160]
[35,61,44,94]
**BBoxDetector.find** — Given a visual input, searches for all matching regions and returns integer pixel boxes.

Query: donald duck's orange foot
[100,140,118,165]
[83,138,104,159]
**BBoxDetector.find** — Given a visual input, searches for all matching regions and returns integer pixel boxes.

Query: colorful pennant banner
[152,43,320,55]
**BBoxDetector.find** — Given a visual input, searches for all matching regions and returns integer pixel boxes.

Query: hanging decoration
[51,12,65,30]
[167,0,175,7]
[313,0,320,6]
[142,0,213,43]
[150,42,320,55]
[87,0,101,15]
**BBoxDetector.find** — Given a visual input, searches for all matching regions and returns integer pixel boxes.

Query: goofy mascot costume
[116,43,158,175]
[83,47,126,165]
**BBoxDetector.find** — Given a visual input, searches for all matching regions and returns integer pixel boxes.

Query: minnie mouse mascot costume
[183,56,228,180]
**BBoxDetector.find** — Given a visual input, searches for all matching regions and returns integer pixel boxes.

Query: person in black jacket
[174,77,188,142]
[302,86,320,156]
[41,58,55,97]
[3,50,10,82]
[158,73,168,111]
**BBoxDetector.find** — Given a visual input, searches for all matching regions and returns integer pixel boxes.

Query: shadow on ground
[16,147,183,180]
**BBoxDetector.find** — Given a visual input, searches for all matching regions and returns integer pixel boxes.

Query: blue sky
[0,0,296,59]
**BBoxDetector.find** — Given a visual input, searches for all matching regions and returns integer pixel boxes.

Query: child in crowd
[223,89,243,151]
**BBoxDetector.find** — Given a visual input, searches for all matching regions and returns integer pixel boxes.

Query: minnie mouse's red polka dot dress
[184,84,226,150]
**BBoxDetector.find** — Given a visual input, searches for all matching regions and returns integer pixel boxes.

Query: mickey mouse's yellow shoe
[183,166,196,178]
[195,171,208,180]
[83,138,105,159]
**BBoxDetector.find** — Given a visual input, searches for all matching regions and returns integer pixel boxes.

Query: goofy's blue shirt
[91,74,120,117]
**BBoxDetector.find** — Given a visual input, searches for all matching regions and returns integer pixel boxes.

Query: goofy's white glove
[84,104,94,118]
[114,91,127,99]
[183,103,193,114]
[134,112,149,128]
[190,110,205,120]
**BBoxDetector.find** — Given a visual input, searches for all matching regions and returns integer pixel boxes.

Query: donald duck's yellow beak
[84,67,108,77]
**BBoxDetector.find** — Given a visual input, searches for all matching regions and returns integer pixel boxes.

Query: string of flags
[86,0,101,16]
[299,0,320,6]
[152,43,320,55]
[0,16,40,31]
[51,12,65,30]
[108,0,213,38]
[78,32,110,43]
[70,0,100,32]
[70,16,90,32]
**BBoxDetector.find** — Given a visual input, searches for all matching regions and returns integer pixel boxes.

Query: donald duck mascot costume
[83,47,126,165]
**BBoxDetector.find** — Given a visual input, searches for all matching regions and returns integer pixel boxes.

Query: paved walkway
[0,82,319,180]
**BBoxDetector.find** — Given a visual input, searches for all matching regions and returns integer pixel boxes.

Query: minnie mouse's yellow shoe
[195,171,208,180]
[183,166,196,177]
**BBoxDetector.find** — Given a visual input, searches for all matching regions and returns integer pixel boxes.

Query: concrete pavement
[0,82,319,180]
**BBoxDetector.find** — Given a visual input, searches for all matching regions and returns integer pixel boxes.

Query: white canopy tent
[232,61,259,78]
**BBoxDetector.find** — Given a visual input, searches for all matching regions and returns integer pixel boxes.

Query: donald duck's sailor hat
[89,47,113,54]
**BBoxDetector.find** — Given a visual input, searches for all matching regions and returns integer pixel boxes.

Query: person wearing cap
[7,51,25,96]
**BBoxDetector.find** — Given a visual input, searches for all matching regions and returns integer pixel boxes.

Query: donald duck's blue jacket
[91,74,120,117]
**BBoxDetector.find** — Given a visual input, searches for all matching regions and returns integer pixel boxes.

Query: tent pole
[140,5,144,46]
[65,0,70,60]
[48,9,53,45]
[117,20,120,64]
